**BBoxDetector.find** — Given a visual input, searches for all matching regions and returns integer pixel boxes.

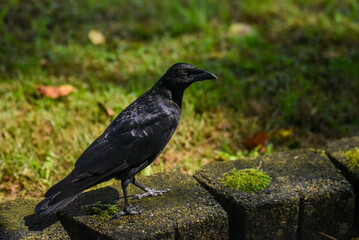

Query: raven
[35,63,217,218]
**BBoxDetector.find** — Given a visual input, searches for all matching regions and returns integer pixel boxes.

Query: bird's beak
[194,70,218,81]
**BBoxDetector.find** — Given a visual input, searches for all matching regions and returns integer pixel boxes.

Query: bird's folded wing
[73,104,177,176]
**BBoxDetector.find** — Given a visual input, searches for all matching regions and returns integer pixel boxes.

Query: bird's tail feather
[35,170,116,217]
[35,191,82,217]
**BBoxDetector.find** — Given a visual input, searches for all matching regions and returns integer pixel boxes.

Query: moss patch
[345,147,359,172]
[82,201,117,221]
[219,168,270,192]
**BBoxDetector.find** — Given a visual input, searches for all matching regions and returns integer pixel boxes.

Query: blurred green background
[0,0,358,200]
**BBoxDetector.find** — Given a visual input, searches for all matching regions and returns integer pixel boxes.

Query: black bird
[35,63,217,217]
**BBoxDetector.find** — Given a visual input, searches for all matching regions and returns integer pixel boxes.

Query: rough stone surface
[326,136,359,185]
[326,136,359,235]
[59,172,229,239]
[0,198,70,240]
[0,173,228,240]
[194,149,355,240]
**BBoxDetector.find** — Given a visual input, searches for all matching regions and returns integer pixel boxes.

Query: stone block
[326,136,359,185]
[326,136,359,235]
[195,149,354,240]
[0,198,70,240]
[59,172,229,239]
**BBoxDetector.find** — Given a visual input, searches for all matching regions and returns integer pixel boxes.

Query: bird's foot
[134,186,170,199]
[111,204,143,219]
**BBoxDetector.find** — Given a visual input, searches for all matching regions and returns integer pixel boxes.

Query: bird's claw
[133,186,170,199]
[111,204,143,219]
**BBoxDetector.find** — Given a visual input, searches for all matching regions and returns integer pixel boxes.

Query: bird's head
[158,63,217,90]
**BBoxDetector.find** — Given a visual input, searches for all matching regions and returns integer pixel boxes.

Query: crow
[35,63,217,218]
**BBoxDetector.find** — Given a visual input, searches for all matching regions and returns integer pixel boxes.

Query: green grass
[0,0,358,200]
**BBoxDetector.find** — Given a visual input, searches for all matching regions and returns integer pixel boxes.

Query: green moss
[82,201,118,221]
[219,168,270,192]
[345,147,359,171]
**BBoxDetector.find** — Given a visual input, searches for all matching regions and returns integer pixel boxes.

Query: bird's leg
[132,178,170,200]
[112,179,143,219]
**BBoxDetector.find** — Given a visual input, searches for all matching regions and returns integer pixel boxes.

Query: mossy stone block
[195,149,354,240]
[326,136,359,184]
[59,172,228,239]
[0,198,70,240]
[326,136,359,235]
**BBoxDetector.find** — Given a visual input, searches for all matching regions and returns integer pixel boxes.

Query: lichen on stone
[345,147,359,171]
[219,168,270,192]
[82,201,117,221]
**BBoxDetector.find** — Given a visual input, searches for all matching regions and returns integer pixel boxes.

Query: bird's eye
[183,69,189,75]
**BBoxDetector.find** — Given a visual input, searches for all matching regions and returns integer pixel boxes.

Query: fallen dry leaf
[98,102,114,117]
[35,85,74,99]
[106,107,114,117]
[243,132,269,149]
[259,145,267,154]
[88,29,106,45]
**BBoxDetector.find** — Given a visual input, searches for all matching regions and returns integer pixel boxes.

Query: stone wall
[0,136,358,240]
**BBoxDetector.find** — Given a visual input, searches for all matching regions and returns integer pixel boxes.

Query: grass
[0,0,358,200]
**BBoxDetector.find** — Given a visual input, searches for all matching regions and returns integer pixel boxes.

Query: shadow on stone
[23,186,120,232]
[24,213,58,231]
[58,213,112,240]
[0,198,70,239]
[60,186,120,217]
